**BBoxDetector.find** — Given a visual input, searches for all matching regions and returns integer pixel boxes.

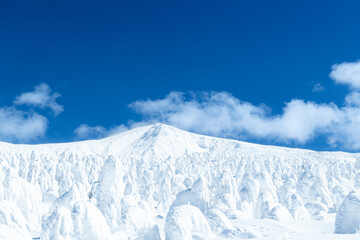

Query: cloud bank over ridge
[129,92,340,144]
[125,59,360,150]
[4,61,360,150]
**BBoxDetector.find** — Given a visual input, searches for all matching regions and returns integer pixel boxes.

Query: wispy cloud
[14,83,64,115]
[0,107,48,142]
[74,124,107,139]
[74,124,129,140]
[312,83,325,92]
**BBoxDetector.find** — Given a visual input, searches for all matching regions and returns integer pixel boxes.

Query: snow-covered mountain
[1,123,360,239]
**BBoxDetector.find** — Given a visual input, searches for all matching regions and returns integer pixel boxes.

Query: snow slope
[0,123,359,239]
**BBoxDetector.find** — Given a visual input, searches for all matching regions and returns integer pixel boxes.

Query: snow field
[0,123,360,239]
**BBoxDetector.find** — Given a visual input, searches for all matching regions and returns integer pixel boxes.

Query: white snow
[0,123,359,239]
[165,205,213,240]
[335,190,360,234]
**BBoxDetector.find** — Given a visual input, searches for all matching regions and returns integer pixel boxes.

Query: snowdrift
[0,123,359,239]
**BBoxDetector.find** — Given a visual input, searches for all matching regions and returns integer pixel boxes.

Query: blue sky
[1,0,360,151]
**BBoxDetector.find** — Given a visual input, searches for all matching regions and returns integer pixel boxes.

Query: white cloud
[0,107,48,142]
[74,59,360,150]
[130,91,340,144]
[0,83,64,142]
[74,123,130,140]
[264,100,340,143]
[345,91,360,106]
[14,83,64,115]
[327,107,360,150]
[312,83,325,92]
[74,124,107,140]
[126,59,360,150]
[330,60,360,89]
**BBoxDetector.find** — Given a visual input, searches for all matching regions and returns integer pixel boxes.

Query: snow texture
[0,123,360,239]
[165,204,214,240]
[335,190,360,234]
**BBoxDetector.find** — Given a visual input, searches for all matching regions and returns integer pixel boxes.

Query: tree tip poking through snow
[165,205,213,240]
[42,200,111,240]
[71,201,111,240]
[143,224,162,240]
[269,205,293,222]
[205,208,234,234]
[335,190,360,234]
[170,176,210,214]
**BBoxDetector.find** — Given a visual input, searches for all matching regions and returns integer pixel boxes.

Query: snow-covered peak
[0,123,353,157]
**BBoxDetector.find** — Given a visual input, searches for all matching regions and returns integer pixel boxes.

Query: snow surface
[0,123,360,239]
[335,190,360,234]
